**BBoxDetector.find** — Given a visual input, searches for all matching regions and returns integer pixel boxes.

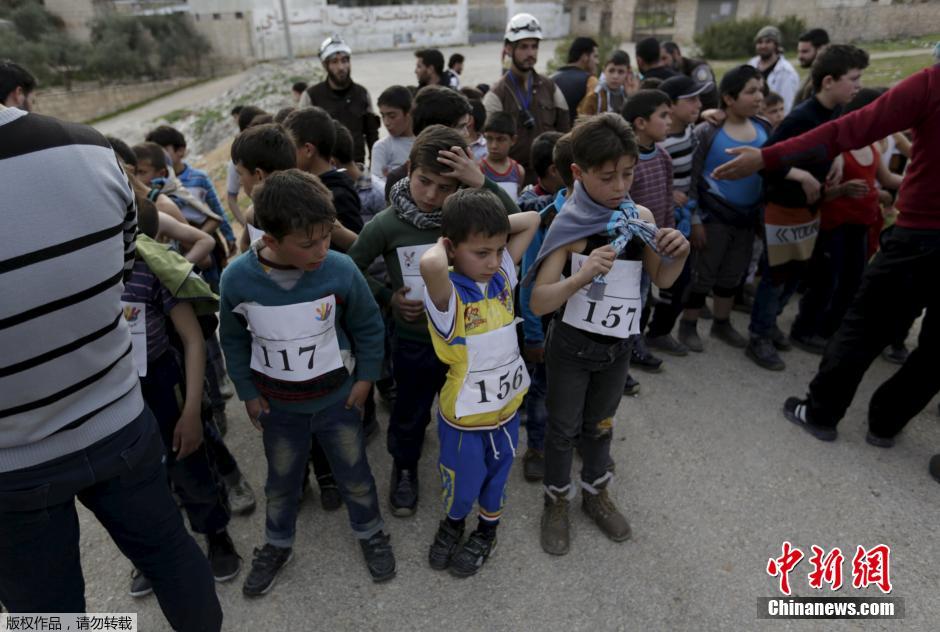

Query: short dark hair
[482,111,516,136]
[274,107,295,124]
[842,87,886,116]
[621,89,671,126]
[292,81,308,94]
[553,133,575,189]
[718,65,763,107]
[635,37,661,65]
[409,125,467,176]
[331,120,354,165]
[639,77,663,90]
[812,44,869,92]
[0,60,36,102]
[412,85,472,135]
[145,125,186,150]
[378,85,413,114]
[567,37,598,63]
[231,124,296,174]
[283,106,336,160]
[252,169,336,240]
[606,50,631,68]
[448,53,464,69]
[468,98,486,133]
[132,142,169,172]
[237,105,267,132]
[441,189,510,246]
[799,28,830,48]
[415,49,445,77]
[571,113,637,170]
[248,113,273,127]
[230,105,244,117]
[460,86,484,100]
[662,41,680,56]
[107,136,137,168]
[530,131,562,179]
[763,91,784,107]
[136,196,159,240]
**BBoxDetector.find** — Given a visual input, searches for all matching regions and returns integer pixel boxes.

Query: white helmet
[505,13,543,43]
[319,34,351,62]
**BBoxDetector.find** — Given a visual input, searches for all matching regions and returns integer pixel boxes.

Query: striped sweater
[0,107,144,472]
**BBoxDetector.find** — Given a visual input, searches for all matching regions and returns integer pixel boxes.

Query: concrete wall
[34,77,196,123]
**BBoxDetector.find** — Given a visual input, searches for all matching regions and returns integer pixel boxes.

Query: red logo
[768,542,892,595]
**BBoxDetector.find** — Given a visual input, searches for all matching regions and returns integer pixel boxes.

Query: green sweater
[346,177,519,343]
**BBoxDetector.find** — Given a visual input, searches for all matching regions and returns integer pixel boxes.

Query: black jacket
[319,169,364,250]
[305,82,380,164]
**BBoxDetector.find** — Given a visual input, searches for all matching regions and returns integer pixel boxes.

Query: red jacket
[762,64,940,230]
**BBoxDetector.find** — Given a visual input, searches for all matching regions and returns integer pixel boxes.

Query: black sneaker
[881,343,909,365]
[207,531,242,582]
[623,373,640,397]
[242,544,292,597]
[746,337,785,371]
[929,454,940,484]
[631,337,663,373]
[646,333,689,357]
[711,319,748,349]
[448,529,497,578]
[389,466,418,517]
[317,476,342,511]
[770,326,792,351]
[129,567,152,598]
[429,520,464,570]
[522,448,545,482]
[678,320,704,353]
[865,431,895,448]
[783,397,837,442]
[359,531,396,582]
[790,331,828,355]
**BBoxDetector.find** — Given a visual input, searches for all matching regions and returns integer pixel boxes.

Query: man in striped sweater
[0,105,221,631]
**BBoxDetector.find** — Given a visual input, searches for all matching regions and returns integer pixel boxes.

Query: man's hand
[701,109,726,126]
[690,223,707,250]
[390,286,425,321]
[438,146,485,188]
[656,228,690,259]
[673,190,689,207]
[798,173,822,205]
[523,344,545,364]
[825,154,844,188]
[173,410,204,459]
[711,146,764,180]
[576,245,616,283]
[345,380,372,416]
[841,179,870,198]
[245,396,270,432]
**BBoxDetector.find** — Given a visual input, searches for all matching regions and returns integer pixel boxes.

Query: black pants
[806,227,940,436]
[647,255,693,336]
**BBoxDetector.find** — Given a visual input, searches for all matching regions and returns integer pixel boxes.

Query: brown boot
[540,492,570,556]
[582,487,632,542]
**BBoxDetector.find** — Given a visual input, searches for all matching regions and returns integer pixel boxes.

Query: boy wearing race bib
[346,126,521,517]
[219,170,394,596]
[526,113,689,556]
[420,189,540,577]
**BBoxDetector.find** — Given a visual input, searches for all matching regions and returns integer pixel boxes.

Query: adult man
[551,36,599,123]
[662,41,718,110]
[0,105,222,630]
[636,37,678,81]
[300,35,380,164]
[0,60,36,110]
[748,25,801,114]
[483,13,570,185]
[415,49,449,89]
[795,28,830,104]
[448,53,465,88]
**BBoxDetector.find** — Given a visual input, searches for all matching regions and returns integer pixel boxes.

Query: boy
[467,98,489,163]
[420,191,539,576]
[744,45,869,371]
[371,85,415,179]
[481,111,526,200]
[526,113,689,555]
[577,50,635,117]
[760,91,786,130]
[219,169,395,596]
[333,120,386,224]
[346,125,521,517]
[622,90,675,372]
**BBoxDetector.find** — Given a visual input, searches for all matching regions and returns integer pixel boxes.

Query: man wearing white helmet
[300,35,380,164]
[483,13,570,186]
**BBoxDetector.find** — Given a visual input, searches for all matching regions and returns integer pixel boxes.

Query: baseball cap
[659,75,713,102]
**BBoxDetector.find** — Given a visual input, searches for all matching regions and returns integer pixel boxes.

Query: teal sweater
[219,249,384,414]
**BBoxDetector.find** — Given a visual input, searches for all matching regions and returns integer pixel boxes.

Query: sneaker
[678,320,704,353]
[929,454,940,484]
[631,337,663,373]
[540,493,570,556]
[582,487,632,542]
[429,520,464,570]
[522,448,545,482]
[242,544,292,597]
[389,466,418,517]
[359,531,396,582]
[448,529,497,578]
[623,373,640,397]
[881,343,909,365]
[782,397,837,442]
[746,337,785,371]
[228,475,257,516]
[213,409,228,438]
[317,476,342,511]
[711,319,748,348]
[770,326,792,351]
[219,378,235,400]
[207,531,242,582]
[646,333,689,357]
[865,431,895,448]
[129,568,152,598]
[790,331,828,355]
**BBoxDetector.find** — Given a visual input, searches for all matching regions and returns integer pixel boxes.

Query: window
[579,6,587,21]
[235,11,244,18]
[212,13,221,20]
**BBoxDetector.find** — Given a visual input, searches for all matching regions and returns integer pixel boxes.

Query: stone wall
[34,77,197,124]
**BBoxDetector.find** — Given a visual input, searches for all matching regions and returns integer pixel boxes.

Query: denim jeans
[260,400,384,547]
[0,408,221,632]
[523,362,547,450]
[748,254,804,339]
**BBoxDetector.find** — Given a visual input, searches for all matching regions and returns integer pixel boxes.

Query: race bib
[562,254,642,339]
[455,320,530,418]
[233,297,345,382]
[121,301,148,377]
[397,244,433,300]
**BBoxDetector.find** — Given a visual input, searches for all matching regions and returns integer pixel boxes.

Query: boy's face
[379,106,410,137]
[604,63,630,90]
[483,131,514,161]
[409,166,459,212]
[135,159,165,185]
[452,114,473,143]
[447,232,508,284]
[235,162,266,197]
[164,145,186,170]
[671,95,701,125]
[263,223,332,271]
[826,69,863,105]
[727,78,764,118]
[574,155,637,209]
[638,103,672,143]
[761,102,785,128]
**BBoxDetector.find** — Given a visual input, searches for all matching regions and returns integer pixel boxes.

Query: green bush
[695,15,806,60]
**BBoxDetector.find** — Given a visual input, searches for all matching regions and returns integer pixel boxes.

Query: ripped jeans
[543,320,632,496]
[259,400,384,548]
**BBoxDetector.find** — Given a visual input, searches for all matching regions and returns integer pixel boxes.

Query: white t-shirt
[371,135,415,179]
[226,161,240,196]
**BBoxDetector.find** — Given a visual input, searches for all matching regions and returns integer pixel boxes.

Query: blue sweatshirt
[519,188,566,346]
[219,249,384,414]
[178,163,236,242]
